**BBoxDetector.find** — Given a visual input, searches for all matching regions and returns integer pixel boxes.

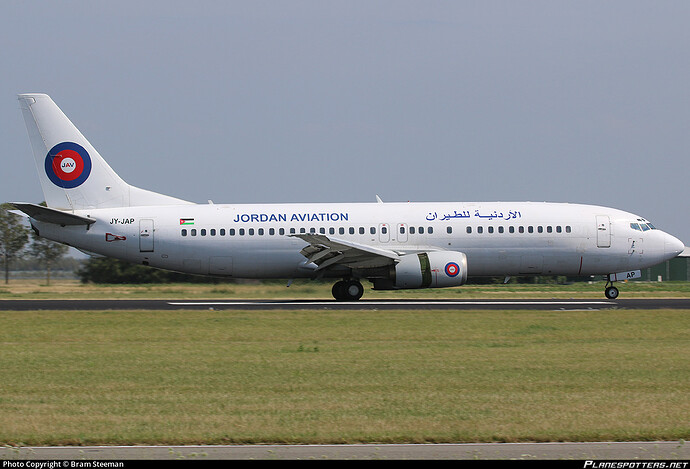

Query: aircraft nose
[664,233,685,258]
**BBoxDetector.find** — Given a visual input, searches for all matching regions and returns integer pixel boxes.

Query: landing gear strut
[604,276,619,300]
[332,279,364,301]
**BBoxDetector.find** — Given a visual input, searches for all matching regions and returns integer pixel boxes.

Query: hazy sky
[1,1,688,245]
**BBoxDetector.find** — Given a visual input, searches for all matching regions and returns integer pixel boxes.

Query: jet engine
[374,251,468,290]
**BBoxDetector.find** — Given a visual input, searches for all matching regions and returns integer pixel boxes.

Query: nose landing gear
[604,277,619,299]
[332,279,364,301]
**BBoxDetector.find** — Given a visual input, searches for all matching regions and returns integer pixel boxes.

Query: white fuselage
[33,201,683,280]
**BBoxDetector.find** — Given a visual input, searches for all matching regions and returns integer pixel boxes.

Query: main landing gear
[332,279,364,301]
[604,276,619,300]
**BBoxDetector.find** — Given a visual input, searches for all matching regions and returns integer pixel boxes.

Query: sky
[1,1,688,245]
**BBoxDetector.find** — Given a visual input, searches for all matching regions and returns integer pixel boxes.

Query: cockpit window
[631,221,657,231]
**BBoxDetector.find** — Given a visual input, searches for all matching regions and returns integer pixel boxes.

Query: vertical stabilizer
[18,94,191,210]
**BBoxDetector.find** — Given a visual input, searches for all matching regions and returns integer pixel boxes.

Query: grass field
[0,303,688,445]
[2,278,690,299]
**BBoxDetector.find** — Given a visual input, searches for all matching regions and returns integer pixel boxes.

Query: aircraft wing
[291,234,400,271]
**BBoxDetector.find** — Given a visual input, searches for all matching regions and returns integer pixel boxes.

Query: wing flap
[291,233,399,270]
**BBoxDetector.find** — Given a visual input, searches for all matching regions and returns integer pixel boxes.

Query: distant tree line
[76,258,231,284]
[1,203,69,284]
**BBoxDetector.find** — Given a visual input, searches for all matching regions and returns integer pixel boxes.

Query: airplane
[10,93,686,301]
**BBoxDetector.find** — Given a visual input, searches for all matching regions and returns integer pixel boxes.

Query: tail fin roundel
[18,94,192,210]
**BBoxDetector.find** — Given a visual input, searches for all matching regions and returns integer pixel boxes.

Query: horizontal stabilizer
[11,202,96,226]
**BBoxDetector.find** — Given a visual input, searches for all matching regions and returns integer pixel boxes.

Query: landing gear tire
[332,281,346,301]
[605,285,619,300]
[332,280,364,301]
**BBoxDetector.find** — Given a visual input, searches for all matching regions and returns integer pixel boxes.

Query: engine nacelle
[377,251,468,290]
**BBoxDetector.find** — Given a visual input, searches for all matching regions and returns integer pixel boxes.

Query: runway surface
[1,298,689,311]
[1,441,688,460]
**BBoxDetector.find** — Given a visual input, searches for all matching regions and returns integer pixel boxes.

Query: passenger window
[258,228,264,235]
[181,229,187,237]
[519,226,524,233]
[546,226,552,233]
[220,229,226,236]
[329,227,335,235]
[359,227,365,235]
[466,226,472,234]
[566,226,572,233]
[528,226,533,234]
[509,226,515,234]
[370,227,376,235]
[279,228,285,235]
[239,228,245,236]
[400,226,406,234]
[410,227,416,234]
[537,226,543,233]
[419,227,425,234]
[201,229,207,236]
[229,228,235,236]
[447,226,453,234]
[382,226,388,234]
[488,226,494,234]
[349,227,355,235]
[191,229,197,236]
[428,227,433,234]
[269,228,275,235]
[210,229,216,236]
[477,226,483,234]
[498,226,504,233]
[339,227,345,235]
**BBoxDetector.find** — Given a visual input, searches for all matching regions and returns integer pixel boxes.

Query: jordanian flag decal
[180,218,194,225]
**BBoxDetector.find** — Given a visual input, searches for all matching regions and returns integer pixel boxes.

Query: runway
[1,298,689,311]
[1,441,688,460]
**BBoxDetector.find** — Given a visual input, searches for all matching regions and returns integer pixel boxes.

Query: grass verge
[1,279,690,299]
[0,308,688,445]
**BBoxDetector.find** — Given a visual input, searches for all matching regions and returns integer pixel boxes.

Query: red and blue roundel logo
[445,262,460,277]
[44,142,92,188]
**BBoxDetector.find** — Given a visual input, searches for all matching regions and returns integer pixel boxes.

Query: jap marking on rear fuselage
[110,218,135,225]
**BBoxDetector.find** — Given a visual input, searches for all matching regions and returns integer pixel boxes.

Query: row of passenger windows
[181,226,434,237]
[468,225,572,234]
[180,225,573,237]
